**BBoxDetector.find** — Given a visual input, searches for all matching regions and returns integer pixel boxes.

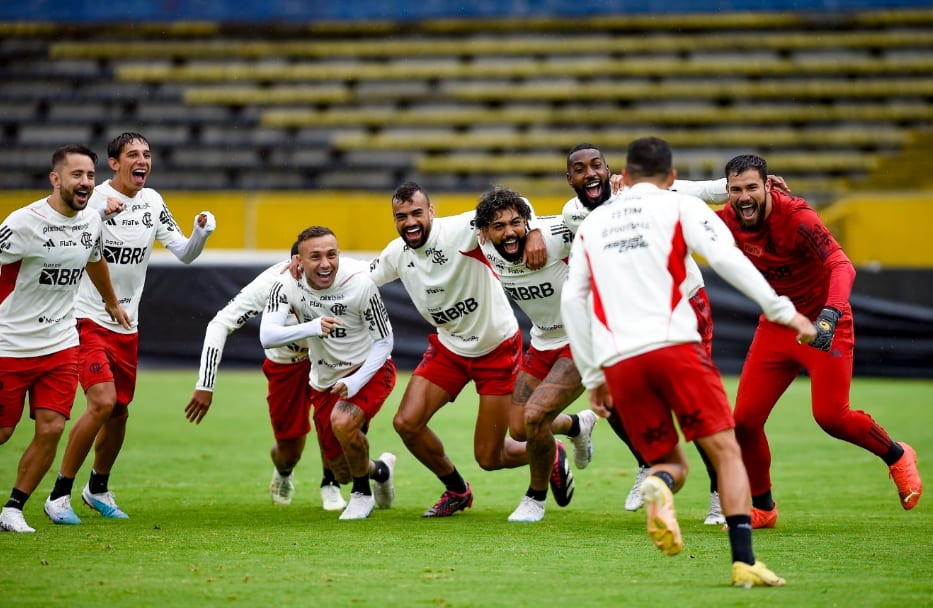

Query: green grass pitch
[2,369,931,607]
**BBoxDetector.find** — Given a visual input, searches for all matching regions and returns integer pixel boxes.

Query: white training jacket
[561,182,797,389]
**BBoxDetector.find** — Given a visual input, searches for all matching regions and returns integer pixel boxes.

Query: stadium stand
[1,9,932,204]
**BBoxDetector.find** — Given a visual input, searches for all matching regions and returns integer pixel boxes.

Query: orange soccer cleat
[889,442,922,510]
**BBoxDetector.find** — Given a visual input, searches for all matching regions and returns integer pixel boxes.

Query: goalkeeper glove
[809,306,841,351]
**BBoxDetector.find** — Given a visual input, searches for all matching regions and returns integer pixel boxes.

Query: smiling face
[481,207,527,263]
[566,147,611,210]
[298,233,340,290]
[49,152,96,215]
[727,167,772,232]
[392,190,435,249]
[109,137,151,196]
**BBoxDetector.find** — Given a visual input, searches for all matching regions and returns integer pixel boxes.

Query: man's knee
[393,410,424,439]
[522,404,552,439]
[35,414,66,444]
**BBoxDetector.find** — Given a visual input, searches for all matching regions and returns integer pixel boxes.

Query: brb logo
[104,246,147,265]
[40,267,84,286]
[430,297,478,324]
[504,282,554,301]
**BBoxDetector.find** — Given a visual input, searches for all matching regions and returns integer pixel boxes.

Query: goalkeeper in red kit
[718,154,922,528]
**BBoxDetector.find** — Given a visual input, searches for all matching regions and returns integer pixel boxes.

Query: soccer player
[260,226,397,520]
[368,181,574,517]
[184,244,347,512]
[44,133,216,525]
[562,136,816,587]
[562,142,727,524]
[0,144,130,533]
[474,187,598,522]
[718,153,923,526]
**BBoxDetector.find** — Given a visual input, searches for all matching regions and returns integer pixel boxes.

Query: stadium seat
[1,7,931,208]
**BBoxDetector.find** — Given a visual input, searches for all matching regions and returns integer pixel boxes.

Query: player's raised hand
[610,173,625,194]
[768,174,791,194]
[194,211,217,234]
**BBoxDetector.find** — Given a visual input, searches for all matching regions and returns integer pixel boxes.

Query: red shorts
[77,318,138,407]
[690,288,714,359]
[602,342,733,463]
[0,346,80,427]
[413,331,521,398]
[312,359,397,460]
[262,357,312,441]
[520,343,573,381]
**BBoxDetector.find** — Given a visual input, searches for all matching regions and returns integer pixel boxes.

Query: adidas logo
[42,238,55,250]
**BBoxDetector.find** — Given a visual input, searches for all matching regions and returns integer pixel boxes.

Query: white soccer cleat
[625,466,650,511]
[320,483,347,511]
[507,496,546,522]
[570,409,598,469]
[339,492,375,520]
[45,495,82,524]
[81,485,128,519]
[373,452,396,509]
[704,491,726,525]
[0,507,36,533]
[270,470,295,505]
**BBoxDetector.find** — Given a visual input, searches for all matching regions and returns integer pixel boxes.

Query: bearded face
[727,169,770,232]
[567,148,612,211]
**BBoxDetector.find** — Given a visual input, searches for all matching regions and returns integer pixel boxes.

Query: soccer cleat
[423,484,473,517]
[732,561,786,588]
[373,452,396,509]
[570,409,598,469]
[81,485,129,519]
[550,440,575,507]
[0,507,36,533]
[704,491,726,526]
[507,495,546,522]
[320,483,347,511]
[339,492,375,520]
[44,495,82,525]
[889,442,922,510]
[625,466,650,511]
[751,505,778,529]
[641,475,683,556]
[269,470,295,506]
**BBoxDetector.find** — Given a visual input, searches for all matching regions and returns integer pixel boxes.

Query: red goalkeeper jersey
[716,190,855,320]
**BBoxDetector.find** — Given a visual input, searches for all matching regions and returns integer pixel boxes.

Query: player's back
[575,184,704,359]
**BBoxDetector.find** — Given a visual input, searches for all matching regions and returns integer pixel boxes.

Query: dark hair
[290,240,300,257]
[566,143,604,171]
[724,154,768,181]
[108,132,149,159]
[51,144,97,171]
[474,187,531,229]
[392,181,429,205]
[297,226,336,243]
[625,137,672,179]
